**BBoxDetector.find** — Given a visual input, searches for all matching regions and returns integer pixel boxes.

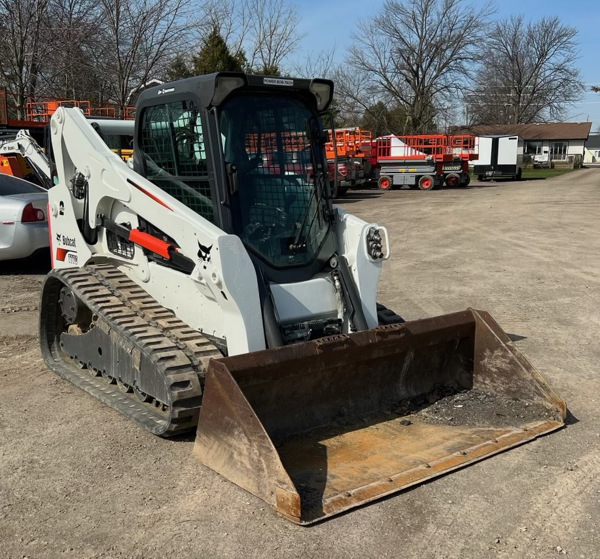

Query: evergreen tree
[193,27,245,75]
[165,54,193,81]
[256,63,280,76]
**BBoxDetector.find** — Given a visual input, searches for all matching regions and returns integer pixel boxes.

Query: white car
[0,174,49,261]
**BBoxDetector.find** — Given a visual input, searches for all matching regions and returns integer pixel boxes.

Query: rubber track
[40,263,221,436]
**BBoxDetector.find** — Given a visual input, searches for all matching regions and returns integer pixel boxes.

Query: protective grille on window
[140,101,214,222]
[236,102,321,267]
[245,107,314,205]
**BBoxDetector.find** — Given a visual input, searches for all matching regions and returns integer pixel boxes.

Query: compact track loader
[39,73,566,524]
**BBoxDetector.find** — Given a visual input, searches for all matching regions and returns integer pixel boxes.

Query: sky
[290,0,600,131]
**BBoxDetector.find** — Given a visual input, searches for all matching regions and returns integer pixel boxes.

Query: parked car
[0,174,49,261]
[533,153,552,169]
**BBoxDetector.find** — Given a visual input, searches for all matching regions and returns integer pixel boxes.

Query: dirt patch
[2,174,600,558]
[408,388,558,428]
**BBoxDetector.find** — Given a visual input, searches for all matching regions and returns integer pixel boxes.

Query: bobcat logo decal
[197,241,213,263]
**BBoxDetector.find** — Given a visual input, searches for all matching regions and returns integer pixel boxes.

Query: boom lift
[40,73,565,524]
[0,129,53,189]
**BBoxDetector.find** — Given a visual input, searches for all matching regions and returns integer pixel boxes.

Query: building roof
[585,133,600,149]
[457,122,592,141]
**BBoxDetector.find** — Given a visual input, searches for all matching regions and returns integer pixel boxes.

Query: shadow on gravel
[565,409,579,426]
[336,191,382,203]
[168,432,197,444]
[0,249,51,276]
[507,333,527,342]
[475,177,549,185]
[467,182,503,188]
[518,177,548,181]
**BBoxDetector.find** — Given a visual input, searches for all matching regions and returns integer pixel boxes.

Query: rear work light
[21,203,46,223]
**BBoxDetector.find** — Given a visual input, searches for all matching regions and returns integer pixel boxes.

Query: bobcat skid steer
[39,73,566,524]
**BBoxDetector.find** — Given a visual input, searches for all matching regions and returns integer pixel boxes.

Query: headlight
[367,227,384,260]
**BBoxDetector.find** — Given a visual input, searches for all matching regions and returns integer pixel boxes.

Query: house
[583,133,600,164]
[456,122,592,164]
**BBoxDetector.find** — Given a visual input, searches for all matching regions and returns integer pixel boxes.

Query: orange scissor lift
[325,128,373,195]
[0,89,136,132]
[325,128,373,160]
[26,99,135,123]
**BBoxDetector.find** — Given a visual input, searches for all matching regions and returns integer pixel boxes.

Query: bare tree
[467,16,584,125]
[93,0,192,113]
[331,68,414,135]
[0,0,50,117]
[332,65,383,128]
[345,0,493,134]
[198,0,303,75]
[244,0,303,74]
[290,46,336,79]
[200,0,250,60]
[39,0,106,101]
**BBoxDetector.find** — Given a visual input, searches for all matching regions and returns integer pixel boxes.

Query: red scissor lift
[376,134,477,191]
[443,134,478,188]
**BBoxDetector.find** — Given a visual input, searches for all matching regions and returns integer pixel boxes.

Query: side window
[139,101,214,223]
[171,107,207,176]
[141,104,174,175]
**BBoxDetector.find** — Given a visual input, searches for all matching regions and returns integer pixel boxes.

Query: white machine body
[48,107,388,355]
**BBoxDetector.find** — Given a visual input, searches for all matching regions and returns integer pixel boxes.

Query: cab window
[139,100,214,222]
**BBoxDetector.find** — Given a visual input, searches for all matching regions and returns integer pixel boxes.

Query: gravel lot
[1,170,599,558]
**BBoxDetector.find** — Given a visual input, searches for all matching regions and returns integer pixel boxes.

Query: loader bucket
[194,309,566,524]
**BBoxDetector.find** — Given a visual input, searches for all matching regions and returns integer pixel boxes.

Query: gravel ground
[1,171,599,558]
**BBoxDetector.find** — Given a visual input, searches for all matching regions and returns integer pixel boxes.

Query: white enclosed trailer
[472,135,523,181]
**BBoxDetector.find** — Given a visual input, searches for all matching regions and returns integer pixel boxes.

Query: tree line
[0,0,586,133]
[0,0,303,118]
